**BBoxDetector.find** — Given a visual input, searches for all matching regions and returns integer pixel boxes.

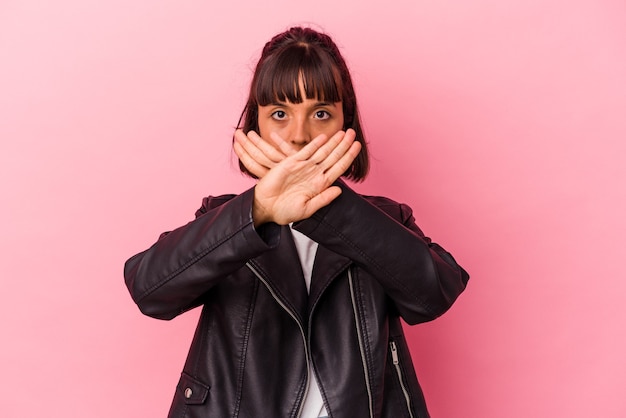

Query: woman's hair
[237,26,369,181]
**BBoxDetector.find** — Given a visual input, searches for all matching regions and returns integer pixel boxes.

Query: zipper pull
[390,341,399,365]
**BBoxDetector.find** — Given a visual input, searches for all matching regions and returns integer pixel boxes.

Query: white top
[290,225,328,418]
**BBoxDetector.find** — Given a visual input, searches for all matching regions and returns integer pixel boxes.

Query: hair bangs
[255,45,342,106]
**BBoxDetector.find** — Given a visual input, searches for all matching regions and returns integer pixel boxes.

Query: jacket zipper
[348,269,374,418]
[390,341,415,418]
[246,262,310,418]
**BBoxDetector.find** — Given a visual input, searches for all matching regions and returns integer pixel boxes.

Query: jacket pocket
[176,372,210,405]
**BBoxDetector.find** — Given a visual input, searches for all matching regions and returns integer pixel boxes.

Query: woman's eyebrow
[309,101,342,108]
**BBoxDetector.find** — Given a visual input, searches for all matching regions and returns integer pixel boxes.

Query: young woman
[124,26,469,418]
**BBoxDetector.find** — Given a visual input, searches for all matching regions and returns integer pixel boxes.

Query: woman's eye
[314,110,330,120]
[271,110,287,120]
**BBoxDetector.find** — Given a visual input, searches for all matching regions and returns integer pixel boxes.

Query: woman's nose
[290,120,310,147]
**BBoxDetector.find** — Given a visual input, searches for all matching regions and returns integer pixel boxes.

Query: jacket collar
[248,226,351,325]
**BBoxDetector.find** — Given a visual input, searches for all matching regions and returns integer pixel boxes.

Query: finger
[313,129,357,169]
[323,141,362,182]
[246,130,288,162]
[305,130,345,164]
[270,131,299,157]
[302,186,343,218]
[235,130,285,168]
[235,130,278,167]
[290,132,334,161]
[234,140,270,178]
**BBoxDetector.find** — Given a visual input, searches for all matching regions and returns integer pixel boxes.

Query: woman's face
[257,84,344,152]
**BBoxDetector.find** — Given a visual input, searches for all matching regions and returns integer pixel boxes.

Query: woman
[124,26,469,418]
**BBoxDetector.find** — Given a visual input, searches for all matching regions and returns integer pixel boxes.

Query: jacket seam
[136,221,252,303]
[354,270,377,416]
[349,268,374,418]
[193,310,210,377]
[290,375,308,418]
[312,362,331,418]
[232,279,258,418]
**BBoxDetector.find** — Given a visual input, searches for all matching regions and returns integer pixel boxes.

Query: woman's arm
[123,188,280,320]
[293,180,469,324]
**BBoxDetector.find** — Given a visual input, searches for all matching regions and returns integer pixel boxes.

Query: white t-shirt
[290,225,328,418]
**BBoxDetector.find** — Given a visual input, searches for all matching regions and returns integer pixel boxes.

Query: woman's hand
[233,129,288,178]
[237,129,361,226]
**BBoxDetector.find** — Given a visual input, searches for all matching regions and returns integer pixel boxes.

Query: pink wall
[1,1,625,416]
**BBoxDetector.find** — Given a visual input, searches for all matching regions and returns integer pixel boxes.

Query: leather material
[124,181,469,418]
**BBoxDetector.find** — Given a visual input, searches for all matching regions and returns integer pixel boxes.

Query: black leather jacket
[124,181,469,418]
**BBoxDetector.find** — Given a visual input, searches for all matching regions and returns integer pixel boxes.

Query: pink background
[1,0,625,416]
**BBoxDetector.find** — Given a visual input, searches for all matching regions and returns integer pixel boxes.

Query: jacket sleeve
[123,187,280,320]
[292,181,469,325]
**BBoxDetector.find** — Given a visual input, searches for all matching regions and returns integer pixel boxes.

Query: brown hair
[237,27,369,181]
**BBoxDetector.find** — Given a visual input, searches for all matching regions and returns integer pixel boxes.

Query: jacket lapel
[308,244,352,313]
[249,227,353,323]
[248,226,308,325]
